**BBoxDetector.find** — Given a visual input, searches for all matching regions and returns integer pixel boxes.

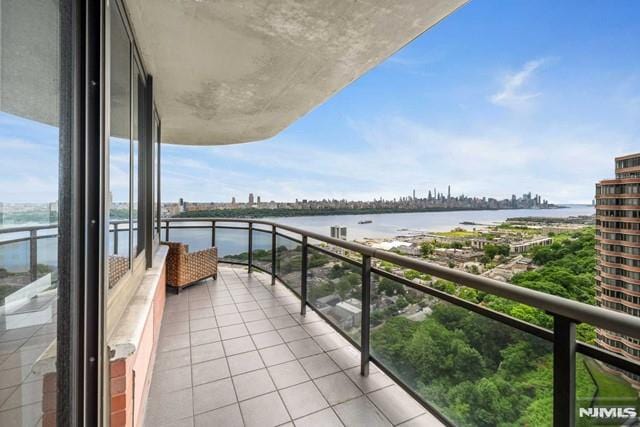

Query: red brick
[42,412,57,427]
[111,409,126,427]
[111,393,127,412]
[110,359,126,378]
[111,375,126,395]
[43,392,57,413]
[43,372,57,393]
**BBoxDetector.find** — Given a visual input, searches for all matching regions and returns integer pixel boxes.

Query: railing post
[248,222,253,273]
[271,225,276,285]
[553,314,576,427]
[113,222,119,254]
[164,220,169,241]
[360,255,372,376]
[29,229,38,282]
[211,220,216,247]
[301,236,308,316]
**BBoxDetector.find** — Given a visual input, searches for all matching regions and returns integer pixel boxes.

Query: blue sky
[161,0,640,205]
[1,1,639,205]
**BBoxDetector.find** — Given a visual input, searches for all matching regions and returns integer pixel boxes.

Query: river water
[261,204,595,241]
[0,205,594,272]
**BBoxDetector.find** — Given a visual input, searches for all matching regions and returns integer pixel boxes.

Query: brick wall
[110,264,166,427]
[42,372,57,427]
[39,263,166,427]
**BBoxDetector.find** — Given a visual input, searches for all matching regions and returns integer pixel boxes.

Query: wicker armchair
[108,255,129,288]
[164,242,218,293]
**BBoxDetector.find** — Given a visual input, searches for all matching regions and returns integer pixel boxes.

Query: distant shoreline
[176,205,566,220]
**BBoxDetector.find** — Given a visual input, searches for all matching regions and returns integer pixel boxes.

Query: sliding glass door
[0,1,160,424]
[0,1,64,425]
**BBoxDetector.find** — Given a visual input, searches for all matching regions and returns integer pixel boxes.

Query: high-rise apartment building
[330,225,347,240]
[595,152,640,385]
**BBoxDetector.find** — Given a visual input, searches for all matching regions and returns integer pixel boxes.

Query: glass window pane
[0,239,30,280]
[0,1,61,424]
[36,234,58,282]
[153,115,159,240]
[108,4,131,287]
[131,71,140,256]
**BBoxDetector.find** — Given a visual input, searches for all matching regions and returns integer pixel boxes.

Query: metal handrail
[161,216,640,340]
[4,217,640,426]
[184,216,640,426]
[6,217,640,339]
[7,217,640,339]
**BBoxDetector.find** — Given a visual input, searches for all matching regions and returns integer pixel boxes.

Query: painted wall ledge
[108,245,168,360]
[32,244,169,375]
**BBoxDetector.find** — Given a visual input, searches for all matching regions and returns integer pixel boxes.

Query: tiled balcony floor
[0,293,57,427]
[144,265,443,427]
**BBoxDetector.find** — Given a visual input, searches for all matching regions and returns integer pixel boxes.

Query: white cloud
[177,114,634,205]
[490,58,548,109]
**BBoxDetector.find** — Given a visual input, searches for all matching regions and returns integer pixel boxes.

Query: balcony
[145,265,437,427]
[143,219,640,426]
[2,219,640,426]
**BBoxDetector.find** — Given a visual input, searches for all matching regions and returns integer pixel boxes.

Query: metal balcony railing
[2,218,640,426]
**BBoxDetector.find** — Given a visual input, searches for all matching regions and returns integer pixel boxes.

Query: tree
[432,279,456,294]
[395,295,409,311]
[420,242,435,257]
[370,317,418,375]
[450,241,463,250]
[404,269,421,281]
[483,243,510,260]
[446,377,529,427]
[377,277,406,297]
[406,319,486,384]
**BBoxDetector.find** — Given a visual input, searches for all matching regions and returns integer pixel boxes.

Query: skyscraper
[248,193,254,204]
[595,152,640,385]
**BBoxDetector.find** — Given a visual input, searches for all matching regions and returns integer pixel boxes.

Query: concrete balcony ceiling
[124,0,466,145]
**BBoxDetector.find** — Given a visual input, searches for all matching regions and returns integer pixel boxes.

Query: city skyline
[1,1,639,206]
[172,187,552,206]
[158,0,640,206]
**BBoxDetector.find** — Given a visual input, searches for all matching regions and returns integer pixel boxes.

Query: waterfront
[261,204,594,240]
[0,205,594,273]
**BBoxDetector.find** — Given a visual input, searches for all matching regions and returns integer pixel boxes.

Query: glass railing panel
[108,223,131,257]
[36,236,58,283]
[216,227,249,263]
[275,235,302,294]
[576,352,640,426]
[166,226,213,252]
[369,272,553,426]
[307,247,361,343]
[160,222,168,242]
[251,228,272,272]
[0,239,30,303]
